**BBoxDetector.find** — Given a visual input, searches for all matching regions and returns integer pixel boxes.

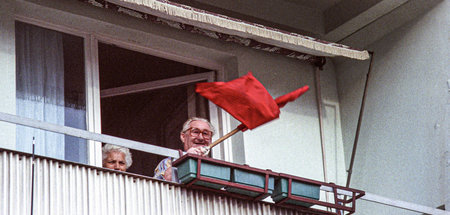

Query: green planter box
[272,178,320,207]
[227,169,274,197]
[177,158,231,189]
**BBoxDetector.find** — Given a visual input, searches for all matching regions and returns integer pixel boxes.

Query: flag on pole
[196,72,279,129]
[274,85,309,108]
[196,72,309,130]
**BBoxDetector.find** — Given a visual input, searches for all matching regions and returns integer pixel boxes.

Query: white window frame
[14,16,103,165]
[13,16,234,165]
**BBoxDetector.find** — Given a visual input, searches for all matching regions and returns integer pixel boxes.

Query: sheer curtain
[16,22,65,159]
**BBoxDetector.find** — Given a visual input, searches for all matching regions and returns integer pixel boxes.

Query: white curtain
[16,22,65,159]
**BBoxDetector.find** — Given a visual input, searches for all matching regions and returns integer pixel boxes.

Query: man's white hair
[102,144,133,169]
[181,117,215,136]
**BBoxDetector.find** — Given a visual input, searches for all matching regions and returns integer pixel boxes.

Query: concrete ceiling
[169,0,442,49]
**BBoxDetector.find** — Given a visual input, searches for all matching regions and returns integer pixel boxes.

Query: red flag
[196,72,279,129]
[275,85,309,108]
[196,72,309,130]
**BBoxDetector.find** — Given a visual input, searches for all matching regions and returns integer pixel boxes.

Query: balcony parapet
[1,148,345,215]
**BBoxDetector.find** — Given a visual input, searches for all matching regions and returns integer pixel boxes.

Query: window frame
[14,16,234,166]
[14,17,96,164]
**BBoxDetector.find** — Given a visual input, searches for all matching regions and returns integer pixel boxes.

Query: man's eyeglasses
[186,128,212,139]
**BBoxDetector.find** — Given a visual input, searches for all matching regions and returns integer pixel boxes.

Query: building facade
[0,0,448,214]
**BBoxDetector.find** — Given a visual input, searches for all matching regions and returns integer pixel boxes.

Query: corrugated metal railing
[1,150,314,215]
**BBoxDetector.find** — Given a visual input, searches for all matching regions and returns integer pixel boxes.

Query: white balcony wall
[0,150,318,215]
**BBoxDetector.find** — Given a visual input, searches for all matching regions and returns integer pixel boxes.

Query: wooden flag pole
[208,127,241,149]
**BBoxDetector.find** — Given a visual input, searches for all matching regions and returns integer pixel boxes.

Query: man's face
[103,151,127,171]
[181,120,213,151]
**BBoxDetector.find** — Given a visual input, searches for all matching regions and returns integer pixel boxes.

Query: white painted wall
[0,0,16,150]
[238,51,324,181]
[236,49,346,184]
[320,62,347,186]
[335,1,449,213]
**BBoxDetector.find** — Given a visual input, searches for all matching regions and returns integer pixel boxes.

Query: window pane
[15,21,87,163]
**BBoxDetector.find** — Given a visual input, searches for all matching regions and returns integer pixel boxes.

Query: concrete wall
[0,0,347,188]
[0,0,16,150]
[237,49,346,184]
[335,1,449,213]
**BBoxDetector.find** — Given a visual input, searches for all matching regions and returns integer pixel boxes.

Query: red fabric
[196,72,309,130]
[196,72,279,129]
[274,85,309,108]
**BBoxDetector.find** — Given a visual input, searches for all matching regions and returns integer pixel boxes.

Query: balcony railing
[1,149,338,215]
[0,112,446,215]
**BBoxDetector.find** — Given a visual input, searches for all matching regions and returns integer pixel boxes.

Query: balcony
[0,112,367,215]
[1,149,362,215]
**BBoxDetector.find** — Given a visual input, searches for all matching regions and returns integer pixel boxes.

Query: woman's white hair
[181,117,215,136]
[102,144,133,169]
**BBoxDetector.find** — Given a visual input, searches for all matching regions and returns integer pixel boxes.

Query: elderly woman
[102,144,133,171]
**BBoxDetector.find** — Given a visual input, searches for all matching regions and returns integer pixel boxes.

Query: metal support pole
[314,66,330,207]
[346,52,374,188]
[30,137,35,215]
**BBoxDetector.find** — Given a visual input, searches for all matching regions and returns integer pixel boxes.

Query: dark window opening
[98,42,212,176]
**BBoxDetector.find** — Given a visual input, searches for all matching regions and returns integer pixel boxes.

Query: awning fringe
[83,0,369,63]
[116,0,370,60]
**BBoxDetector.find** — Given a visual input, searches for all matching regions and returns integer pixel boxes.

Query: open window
[13,21,223,175]
[98,42,215,176]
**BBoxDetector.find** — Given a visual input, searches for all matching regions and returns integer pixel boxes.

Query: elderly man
[102,144,133,171]
[154,117,215,181]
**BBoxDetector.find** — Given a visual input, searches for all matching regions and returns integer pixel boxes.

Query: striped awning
[84,0,370,63]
